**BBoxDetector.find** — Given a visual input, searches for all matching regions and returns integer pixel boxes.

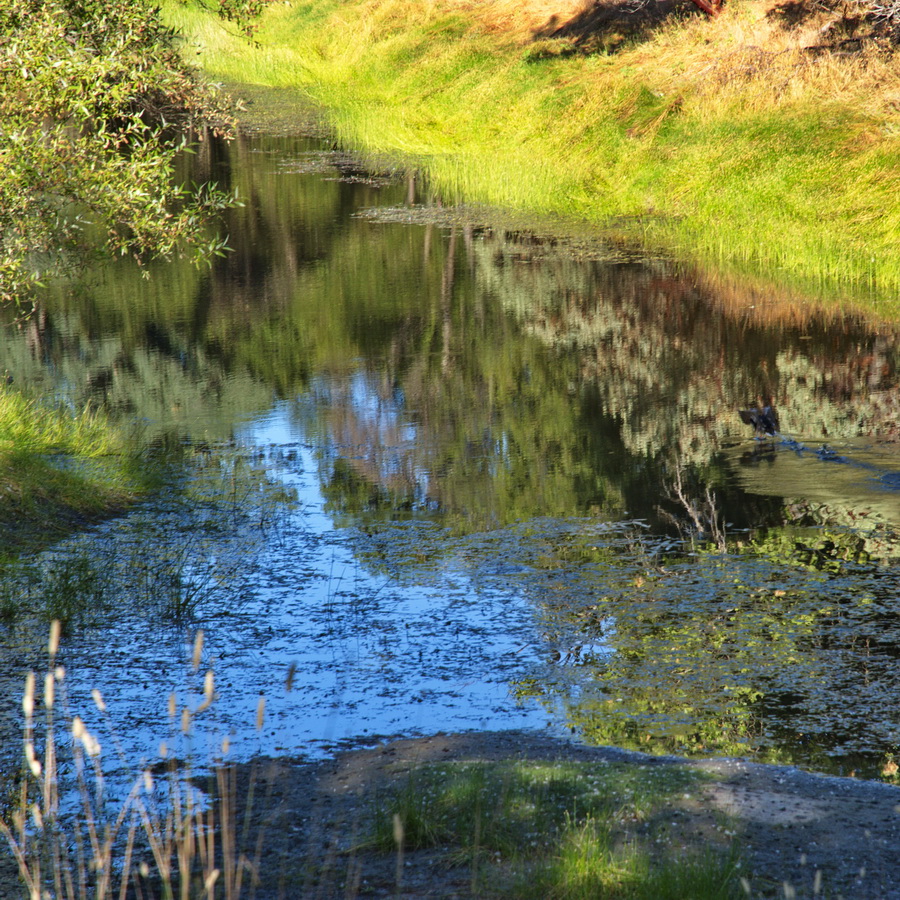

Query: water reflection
[4,127,900,777]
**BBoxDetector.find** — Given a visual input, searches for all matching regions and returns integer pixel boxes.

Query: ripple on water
[2,407,563,785]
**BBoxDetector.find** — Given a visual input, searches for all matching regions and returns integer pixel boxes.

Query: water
[4,122,900,781]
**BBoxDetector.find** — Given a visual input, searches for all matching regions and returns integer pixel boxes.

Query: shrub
[0,0,237,304]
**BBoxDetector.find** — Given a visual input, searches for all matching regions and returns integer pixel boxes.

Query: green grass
[163,0,900,313]
[368,759,743,898]
[0,386,147,556]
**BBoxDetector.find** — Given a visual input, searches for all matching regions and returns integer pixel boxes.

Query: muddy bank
[219,730,900,898]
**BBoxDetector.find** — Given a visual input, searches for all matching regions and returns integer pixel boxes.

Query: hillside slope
[170,0,900,309]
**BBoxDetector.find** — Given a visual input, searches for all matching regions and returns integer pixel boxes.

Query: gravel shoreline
[2,729,897,898]
[217,729,900,899]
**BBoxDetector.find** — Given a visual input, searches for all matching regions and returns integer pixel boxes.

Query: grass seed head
[25,742,41,777]
[192,630,204,671]
[82,730,101,758]
[48,619,61,657]
[196,670,215,713]
[22,672,35,719]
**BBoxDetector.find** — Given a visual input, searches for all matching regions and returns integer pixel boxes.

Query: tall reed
[0,624,261,900]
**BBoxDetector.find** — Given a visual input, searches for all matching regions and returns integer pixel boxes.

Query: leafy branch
[0,0,239,304]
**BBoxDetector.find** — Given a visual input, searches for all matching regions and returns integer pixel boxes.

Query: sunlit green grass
[0,389,116,456]
[0,387,145,555]
[368,759,742,898]
[164,0,900,310]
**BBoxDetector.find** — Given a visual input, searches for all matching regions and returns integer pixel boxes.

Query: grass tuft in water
[40,554,107,634]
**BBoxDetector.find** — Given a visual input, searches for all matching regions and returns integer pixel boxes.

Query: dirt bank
[225,730,900,898]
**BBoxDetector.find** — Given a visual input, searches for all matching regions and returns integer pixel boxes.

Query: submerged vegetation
[168,0,900,308]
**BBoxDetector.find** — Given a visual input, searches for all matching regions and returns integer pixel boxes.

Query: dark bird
[739,406,779,438]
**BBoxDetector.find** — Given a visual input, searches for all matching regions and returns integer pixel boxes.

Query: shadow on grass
[528,0,703,57]
[0,452,140,558]
[206,732,742,898]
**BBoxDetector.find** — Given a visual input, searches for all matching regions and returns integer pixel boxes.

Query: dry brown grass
[675,8,900,112]
[448,0,900,124]
[0,626,264,900]
[452,0,594,37]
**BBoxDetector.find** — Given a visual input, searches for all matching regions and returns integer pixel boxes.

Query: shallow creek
[3,120,900,784]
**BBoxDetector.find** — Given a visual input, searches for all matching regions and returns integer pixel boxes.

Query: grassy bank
[0,387,146,556]
[166,0,900,311]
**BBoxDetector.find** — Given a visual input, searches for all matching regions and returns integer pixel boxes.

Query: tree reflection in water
[3,127,900,777]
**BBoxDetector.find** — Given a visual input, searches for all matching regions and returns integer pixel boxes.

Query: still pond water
[5,120,900,782]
